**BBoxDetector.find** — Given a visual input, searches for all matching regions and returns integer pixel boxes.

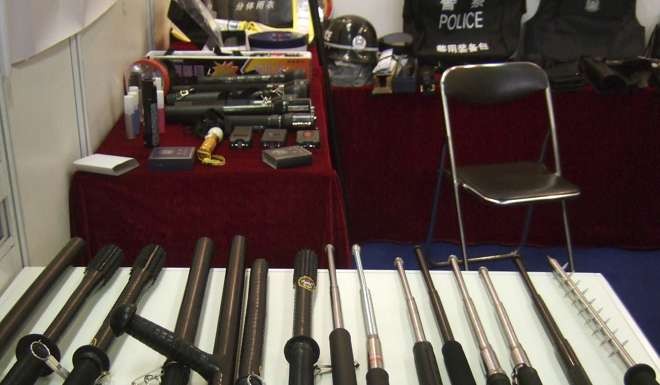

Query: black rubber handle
[516,365,543,385]
[284,336,320,385]
[63,345,109,385]
[161,364,191,385]
[0,334,58,385]
[441,340,477,385]
[565,362,593,385]
[413,341,443,385]
[625,364,660,385]
[366,367,390,385]
[110,304,219,379]
[486,372,511,385]
[329,328,358,385]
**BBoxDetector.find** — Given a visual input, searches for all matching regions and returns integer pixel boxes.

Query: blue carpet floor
[358,242,660,353]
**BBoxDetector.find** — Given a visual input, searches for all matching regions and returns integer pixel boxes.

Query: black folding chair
[425,62,580,271]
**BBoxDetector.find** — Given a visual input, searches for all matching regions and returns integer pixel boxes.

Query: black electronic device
[148,147,196,171]
[229,126,253,149]
[262,146,312,169]
[261,129,287,149]
[295,130,320,149]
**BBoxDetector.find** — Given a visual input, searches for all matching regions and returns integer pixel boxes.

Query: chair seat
[456,162,580,205]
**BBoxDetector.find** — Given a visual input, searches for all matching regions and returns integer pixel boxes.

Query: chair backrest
[441,62,549,104]
[440,62,563,175]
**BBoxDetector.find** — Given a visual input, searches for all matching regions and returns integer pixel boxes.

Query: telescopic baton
[547,257,659,385]
[284,249,320,385]
[0,238,85,353]
[512,256,593,385]
[170,79,310,94]
[448,256,511,385]
[161,238,215,385]
[394,257,443,385]
[479,267,543,385]
[235,258,269,385]
[62,244,166,385]
[0,245,122,385]
[414,246,477,385]
[353,244,390,385]
[196,70,306,85]
[326,244,358,385]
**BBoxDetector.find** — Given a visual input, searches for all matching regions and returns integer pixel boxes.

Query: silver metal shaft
[449,256,506,376]
[394,257,426,342]
[548,256,635,368]
[353,244,384,369]
[326,244,344,330]
[479,267,531,368]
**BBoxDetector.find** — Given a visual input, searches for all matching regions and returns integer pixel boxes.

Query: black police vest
[404,0,525,64]
[524,0,645,79]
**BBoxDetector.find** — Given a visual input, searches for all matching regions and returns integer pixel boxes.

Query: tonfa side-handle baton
[161,237,215,385]
[0,245,122,385]
[353,244,390,385]
[284,249,320,385]
[394,257,443,385]
[479,267,543,385]
[326,244,358,385]
[448,256,511,385]
[414,246,477,385]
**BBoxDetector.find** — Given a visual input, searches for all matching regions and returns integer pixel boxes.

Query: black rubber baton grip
[566,362,594,385]
[486,372,511,385]
[413,341,443,385]
[329,328,358,385]
[64,345,109,385]
[625,364,660,385]
[366,367,390,385]
[0,334,59,385]
[516,365,543,385]
[441,340,477,385]
[161,364,192,385]
[284,336,320,385]
[110,304,219,379]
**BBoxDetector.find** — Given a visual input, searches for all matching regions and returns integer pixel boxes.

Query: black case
[262,146,312,169]
[148,147,196,171]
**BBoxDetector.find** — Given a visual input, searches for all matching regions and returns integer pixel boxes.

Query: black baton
[235,259,269,385]
[0,245,122,385]
[284,249,320,385]
[62,244,166,385]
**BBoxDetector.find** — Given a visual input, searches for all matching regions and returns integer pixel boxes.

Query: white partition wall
[0,0,152,268]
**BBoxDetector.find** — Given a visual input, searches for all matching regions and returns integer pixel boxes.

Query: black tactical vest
[404,0,525,65]
[524,0,645,81]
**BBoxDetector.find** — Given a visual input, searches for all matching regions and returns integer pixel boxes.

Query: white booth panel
[80,0,149,152]
[6,40,80,266]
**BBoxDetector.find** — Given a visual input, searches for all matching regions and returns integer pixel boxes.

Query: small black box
[296,130,320,149]
[261,129,287,149]
[230,126,253,149]
[148,146,195,171]
[262,145,312,169]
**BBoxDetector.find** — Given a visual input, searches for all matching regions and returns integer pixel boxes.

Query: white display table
[0,267,658,384]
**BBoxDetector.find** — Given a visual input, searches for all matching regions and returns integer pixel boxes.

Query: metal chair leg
[451,181,470,270]
[561,201,576,272]
[424,144,448,251]
[517,204,535,254]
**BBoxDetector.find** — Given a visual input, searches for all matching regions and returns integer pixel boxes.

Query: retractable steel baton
[353,245,390,385]
[479,267,543,385]
[394,257,443,385]
[326,244,358,385]
[414,246,477,385]
[448,256,511,385]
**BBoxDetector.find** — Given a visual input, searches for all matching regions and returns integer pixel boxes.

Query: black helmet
[323,15,378,65]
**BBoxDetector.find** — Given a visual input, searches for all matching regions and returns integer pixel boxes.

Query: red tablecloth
[333,87,660,248]
[70,65,350,267]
